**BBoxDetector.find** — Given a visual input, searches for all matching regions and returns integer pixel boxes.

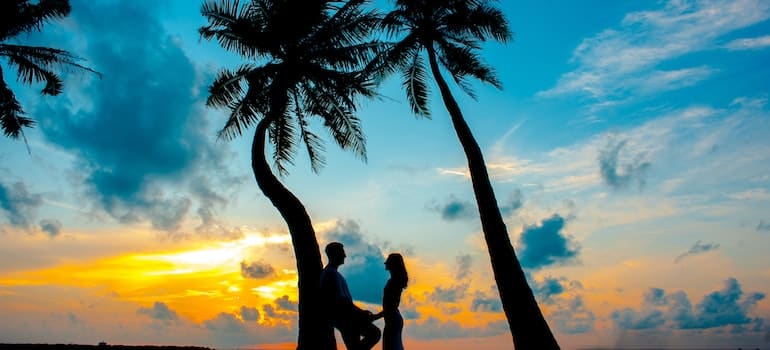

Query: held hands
[370,311,384,321]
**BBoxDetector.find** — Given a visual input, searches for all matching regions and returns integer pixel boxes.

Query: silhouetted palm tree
[1,0,98,143]
[372,0,559,348]
[200,1,382,348]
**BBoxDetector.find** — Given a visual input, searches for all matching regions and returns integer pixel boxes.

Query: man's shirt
[321,265,352,302]
[320,265,358,323]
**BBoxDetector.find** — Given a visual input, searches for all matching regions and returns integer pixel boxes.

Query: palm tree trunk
[252,117,336,350]
[426,48,560,350]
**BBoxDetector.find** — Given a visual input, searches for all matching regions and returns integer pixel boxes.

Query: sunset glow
[2,0,770,349]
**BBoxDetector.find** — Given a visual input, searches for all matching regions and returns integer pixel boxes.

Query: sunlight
[253,286,277,299]
[154,247,240,266]
[134,231,292,273]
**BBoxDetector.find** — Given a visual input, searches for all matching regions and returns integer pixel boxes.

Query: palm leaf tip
[403,53,430,117]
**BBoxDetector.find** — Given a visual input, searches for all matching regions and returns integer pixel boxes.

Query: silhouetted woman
[373,253,408,350]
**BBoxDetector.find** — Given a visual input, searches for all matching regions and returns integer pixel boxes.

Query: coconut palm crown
[201,0,383,174]
[371,0,511,114]
[200,1,384,348]
[1,0,98,140]
[372,0,561,349]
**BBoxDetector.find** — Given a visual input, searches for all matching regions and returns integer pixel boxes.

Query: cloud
[137,301,179,322]
[611,288,671,330]
[550,296,596,334]
[612,278,766,331]
[517,214,580,269]
[611,308,666,330]
[192,176,246,240]
[428,195,475,221]
[428,284,469,303]
[38,219,62,237]
[726,35,770,50]
[205,312,246,333]
[645,288,668,306]
[598,138,651,190]
[239,306,259,322]
[262,303,294,321]
[499,189,524,217]
[730,188,770,201]
[455,254,472,280]
[35,0,234,233]
[674,240,720,263]
[408,317,509,340]
[273,295,298,312]
[671,278,766,329]
[323,220,387,304]
[401,307,420,320]
[202,309,295,348]
[240,260,275,279]
[470,291,503,312]
[67,312,81,325]
[530,275,567,304]
[429,191,522,221]
[538,0,770,104]
[0,181,43,228]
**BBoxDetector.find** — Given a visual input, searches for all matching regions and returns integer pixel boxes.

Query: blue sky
[1,1,770,349]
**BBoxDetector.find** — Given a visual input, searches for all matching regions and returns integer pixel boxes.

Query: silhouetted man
[320,242,381,350]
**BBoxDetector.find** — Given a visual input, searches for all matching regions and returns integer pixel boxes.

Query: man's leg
[337,322,380,350]
[338,324,361,350]
[359,322,381,350]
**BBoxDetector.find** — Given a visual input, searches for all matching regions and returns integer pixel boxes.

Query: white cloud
[634,66,716,94]
[439,97,770,222]
[538,0,770,102]
[726,35,770,50]
[729,189,770,201]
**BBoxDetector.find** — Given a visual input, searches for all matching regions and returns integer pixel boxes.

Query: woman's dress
[382,279,404,350]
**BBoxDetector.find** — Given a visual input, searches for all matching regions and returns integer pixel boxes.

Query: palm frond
[379,8,410,37]
[436,39,501,90]
[0,44,100,78]
[5,53,64,95]
[444,2,512,43]
[268,107,297,176]
[200,0,243,27]
[215,67,273,141]
[364,33,420,82]
[200,0,268,58]
[293,92,326,173]
[403,51,430,117]
[320,106,367,162]
[315,41,386,72]
[314,0,379,48]
[206,64,255,108]
[0,69,33,139]
[0,0,71,41]
[301,80,366,161]
[216,94,261,142]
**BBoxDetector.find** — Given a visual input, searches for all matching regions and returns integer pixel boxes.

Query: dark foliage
[0,0,98,141]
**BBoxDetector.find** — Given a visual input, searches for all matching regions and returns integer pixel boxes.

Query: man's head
[325,242,346,266]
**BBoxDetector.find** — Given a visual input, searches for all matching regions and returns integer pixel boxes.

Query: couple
[320,242,408,350]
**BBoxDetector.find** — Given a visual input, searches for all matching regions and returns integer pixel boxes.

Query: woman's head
[385,253,408,288]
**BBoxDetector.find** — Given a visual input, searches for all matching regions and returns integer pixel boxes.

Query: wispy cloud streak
[539,0,770,101]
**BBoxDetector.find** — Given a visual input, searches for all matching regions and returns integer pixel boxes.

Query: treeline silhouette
[0,344,213,350]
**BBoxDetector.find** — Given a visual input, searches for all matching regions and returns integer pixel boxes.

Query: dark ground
[0,345,214,350]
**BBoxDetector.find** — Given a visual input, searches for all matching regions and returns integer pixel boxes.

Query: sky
[1,0,770,349]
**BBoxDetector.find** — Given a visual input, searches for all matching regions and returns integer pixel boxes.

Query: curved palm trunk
[426,48,560,350]
[252,117,336,350]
